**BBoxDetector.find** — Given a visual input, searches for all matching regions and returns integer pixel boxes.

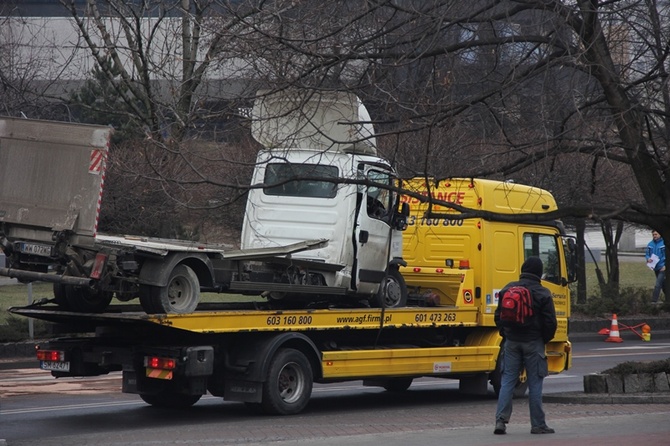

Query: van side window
[523,233,561,284]
[366,170,392,220]
[263,163,338,198]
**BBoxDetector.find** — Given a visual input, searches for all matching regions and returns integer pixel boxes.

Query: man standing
[493,256,557,435]
[646,230,665,303]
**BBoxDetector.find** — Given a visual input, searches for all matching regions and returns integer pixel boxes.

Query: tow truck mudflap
[224,380,263,403]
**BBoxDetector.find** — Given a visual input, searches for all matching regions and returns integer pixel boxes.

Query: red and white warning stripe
[90,147,109,237]
[89,149,104,174]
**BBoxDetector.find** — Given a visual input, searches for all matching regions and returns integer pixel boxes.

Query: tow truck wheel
[261,348,313,415]
[489,343,529,398]
[64,285,113,313]
[140,264,200,314]
[371,268,408,308]
[383,377,413,392]
[140,392,201,409]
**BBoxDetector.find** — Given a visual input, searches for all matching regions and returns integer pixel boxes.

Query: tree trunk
[575,219,587,304]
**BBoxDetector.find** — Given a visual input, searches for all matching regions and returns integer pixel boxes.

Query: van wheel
[261,348,313,415]
[372,269,407,308]
[53,283,70,309]
[140,392,201,409]
[64,285,113,313]
[140,264,200,314]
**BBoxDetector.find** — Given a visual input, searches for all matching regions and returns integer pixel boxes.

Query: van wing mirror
[393,202,410,231]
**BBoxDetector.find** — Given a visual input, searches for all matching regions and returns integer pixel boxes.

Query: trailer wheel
[261,348,313,415]
[64,285,113,313]
[140,392,201,409]
[383,377,413,392]
[371,268,408,308]
[140,264,200,314]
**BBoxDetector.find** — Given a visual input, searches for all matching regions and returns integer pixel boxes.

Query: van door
[354,165,395,293]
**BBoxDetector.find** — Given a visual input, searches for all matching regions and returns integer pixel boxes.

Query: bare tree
[217,0,669,295]
[7,1,670,300]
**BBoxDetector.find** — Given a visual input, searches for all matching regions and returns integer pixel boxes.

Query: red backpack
[499,286,534,327]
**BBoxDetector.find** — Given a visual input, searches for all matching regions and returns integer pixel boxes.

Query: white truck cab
[240,90,408,307]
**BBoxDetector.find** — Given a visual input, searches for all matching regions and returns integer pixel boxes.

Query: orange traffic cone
[605,314,623,343]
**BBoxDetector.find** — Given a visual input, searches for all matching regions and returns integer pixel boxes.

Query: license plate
[19,242,53,257]
[40,361,70,372]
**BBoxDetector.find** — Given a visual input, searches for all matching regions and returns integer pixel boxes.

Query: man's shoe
[531,426,555,434]
[494,420,506,435]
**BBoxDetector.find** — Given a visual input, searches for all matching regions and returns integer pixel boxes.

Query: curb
[544,391,670,404]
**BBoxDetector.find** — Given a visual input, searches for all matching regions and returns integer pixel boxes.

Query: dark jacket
[494,272,557,344]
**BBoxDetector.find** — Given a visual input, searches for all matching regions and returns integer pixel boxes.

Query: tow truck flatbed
[9,303,480,333]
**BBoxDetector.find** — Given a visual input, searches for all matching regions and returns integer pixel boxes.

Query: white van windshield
[263,163,339,198]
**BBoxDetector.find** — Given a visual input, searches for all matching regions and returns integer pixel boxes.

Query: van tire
[372,268,408,308]
[53,283,70,309]
[64,285,113,313]
[140,264,200,314]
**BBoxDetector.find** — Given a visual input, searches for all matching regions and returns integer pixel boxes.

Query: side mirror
[565,237,577,283]
[393,202,410,231]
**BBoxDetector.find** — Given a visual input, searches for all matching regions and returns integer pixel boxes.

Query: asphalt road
[2,341,670,445]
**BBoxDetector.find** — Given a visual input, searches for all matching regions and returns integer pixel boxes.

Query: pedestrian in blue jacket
[646,230,666,303]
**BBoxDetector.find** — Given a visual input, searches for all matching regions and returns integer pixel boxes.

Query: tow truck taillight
[144,356,176,370]
[144,356,177,380]
[36,349,65,362]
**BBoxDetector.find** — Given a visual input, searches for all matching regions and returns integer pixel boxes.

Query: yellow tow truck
[10,177,574,416]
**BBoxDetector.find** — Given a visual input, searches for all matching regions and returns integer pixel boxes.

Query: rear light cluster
[144,356,177,370]
[90,253,107,279]
[36,349,65,362]
[144,356,177,380]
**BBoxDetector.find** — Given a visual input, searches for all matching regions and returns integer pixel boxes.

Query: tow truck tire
[140,264,200,314]
[489,343,529,398]
[140,392,201,409]
[371,268,408,308]
[383,377,413,392]
[261,348,313,415]
[64,285,113,313]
